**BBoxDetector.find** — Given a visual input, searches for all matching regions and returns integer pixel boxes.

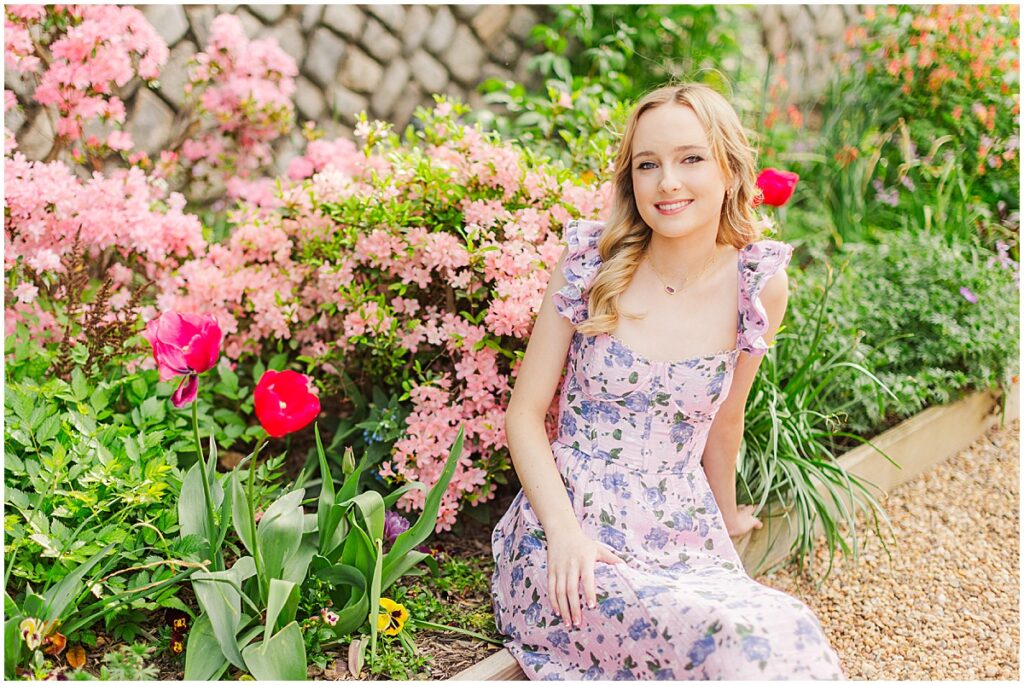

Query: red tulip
[254,370,321,438]
[755,168,800,206]
[144,311,222,407]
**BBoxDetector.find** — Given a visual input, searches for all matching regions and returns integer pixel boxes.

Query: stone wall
[7,4,864,168]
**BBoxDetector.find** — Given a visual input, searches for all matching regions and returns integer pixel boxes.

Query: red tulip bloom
[254,370,321,438]
[144,311,222,407]
[756,168,800,206]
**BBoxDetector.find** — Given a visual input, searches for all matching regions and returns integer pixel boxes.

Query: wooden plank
[451,382,1019,680]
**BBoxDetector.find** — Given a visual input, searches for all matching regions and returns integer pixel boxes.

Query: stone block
[323,4,364,40]
[301,3,323,31]
[366,3,405,32]
[261,17,305,63]
[185,5,217,47]
[339,46,384,93]
[507,6,538,42]
[4,69,34,101]
[441,25,484,86]
[371,59,411,119]
[401,5,432,52]
[392,84,424,129]
[127,89,175,154]
[817,4,847,39]
[332,85,369,125]
[157,41,197,109]
[492,37,519,66]
[453,4,481,21]
[424,6,456,55]
[295,75,327,121]
[5,102,25,134]
[235,8,262,38]
[142,4,189,46]
[18,111,55,160]
[361,18,401,62]
[305,28,347,88]
[248,4,285,23]
[481,63,513,84]
[471,4,511,47]
[410,49,448,95]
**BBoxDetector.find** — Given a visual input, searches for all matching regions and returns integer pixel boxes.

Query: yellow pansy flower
[376,598,409,636]
[20,617,44,650]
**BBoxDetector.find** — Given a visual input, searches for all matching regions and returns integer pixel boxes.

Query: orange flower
[834,145,860,167]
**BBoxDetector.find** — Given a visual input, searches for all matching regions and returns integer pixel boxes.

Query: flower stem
[192,389,222,571]
[248,435,268,603]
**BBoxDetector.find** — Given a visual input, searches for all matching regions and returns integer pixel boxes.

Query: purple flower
[959,286,978,304]
[742,635,771,661]
[384,510,411,543]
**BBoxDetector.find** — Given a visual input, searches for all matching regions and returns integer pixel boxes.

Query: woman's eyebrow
[632,144,709,161]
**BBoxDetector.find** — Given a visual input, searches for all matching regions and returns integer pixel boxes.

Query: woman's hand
[725,504,763,538]
[546,528,624,629]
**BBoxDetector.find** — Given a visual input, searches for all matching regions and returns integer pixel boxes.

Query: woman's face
[630,102,729,241]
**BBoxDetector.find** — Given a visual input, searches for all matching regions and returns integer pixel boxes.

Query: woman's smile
[654,199,693,215]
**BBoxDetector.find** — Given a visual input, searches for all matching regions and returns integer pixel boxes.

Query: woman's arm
[702,267,790,537]
[505,250,623,629]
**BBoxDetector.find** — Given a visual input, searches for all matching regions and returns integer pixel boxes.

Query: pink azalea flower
[959,286,978,304]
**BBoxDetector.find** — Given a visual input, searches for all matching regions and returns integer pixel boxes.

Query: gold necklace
[647,249,720,295]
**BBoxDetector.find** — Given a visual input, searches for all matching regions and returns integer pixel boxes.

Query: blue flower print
[670,420,694,444]
[547,629,570,650]
[560,411,578,437]
[580,400,599,423]
[613,668,637,680]
[644,527,668,550]
[635,585,669,599]
[697,518,709,537]
[623,391,649,412]
[671,510,694,531]
[518,534,543,556]
[687,634,716,668]
[628,618,652,641]
[742,635,771,662]
[708,371,725,398]
[796,618,823,644]
[600,597,626,618]
[643,487,665,507]
[525,602,543,626]
[511,565,524,585]
[606,340,634,367]
[598,525,626,551]
[597,403,621,423]
[522,650,551,669]
[583,664,605,680]
[541,674,564,681]
[653,669,676,680]
[602,472,630,497]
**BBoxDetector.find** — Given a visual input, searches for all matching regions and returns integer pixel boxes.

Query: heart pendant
[664,285,676,295]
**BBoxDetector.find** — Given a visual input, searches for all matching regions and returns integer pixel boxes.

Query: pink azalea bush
[160,100,613,530]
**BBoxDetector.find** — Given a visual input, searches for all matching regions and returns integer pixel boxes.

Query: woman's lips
[654,199,693,215]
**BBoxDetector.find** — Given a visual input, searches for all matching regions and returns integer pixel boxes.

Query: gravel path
[761,419,1020,680]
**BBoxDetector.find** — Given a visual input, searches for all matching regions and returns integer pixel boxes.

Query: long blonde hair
[577,83,762,337]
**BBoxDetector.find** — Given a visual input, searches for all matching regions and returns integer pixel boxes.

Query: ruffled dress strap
[737,240,794,355]
[552,219,604,325]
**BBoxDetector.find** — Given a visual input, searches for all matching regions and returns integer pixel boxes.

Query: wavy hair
[577,82,763,337]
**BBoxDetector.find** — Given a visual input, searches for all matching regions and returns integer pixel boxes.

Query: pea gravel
[761,419,1020,680]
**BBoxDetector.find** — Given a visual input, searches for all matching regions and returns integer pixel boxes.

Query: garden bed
[451,381,1021,681]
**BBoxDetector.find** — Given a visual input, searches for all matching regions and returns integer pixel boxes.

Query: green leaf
[257,489,305,582]
[70,368,88,401]
[264,579,300,640]
[381,427,464,589]
[42,542,114,623]
[281,541,317,587]
[315,424,336,546]
[342,491,385,549]
[178,463,212,544]
[230,471,255,557]
[314,564,368,636]
[241,621,306,681]
[5,618,23,679]
[191,556,256,670]
[183,613,230,681]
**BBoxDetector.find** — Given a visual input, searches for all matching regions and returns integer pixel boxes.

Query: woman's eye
[682,155,703,164]
[637,161,656,170]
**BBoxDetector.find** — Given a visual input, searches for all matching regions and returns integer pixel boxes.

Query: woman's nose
[658,170,682,193]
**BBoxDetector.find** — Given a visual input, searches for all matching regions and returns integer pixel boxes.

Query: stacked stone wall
[7,4,865,168]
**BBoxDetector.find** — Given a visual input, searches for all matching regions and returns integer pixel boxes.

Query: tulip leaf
[42,542,114,623]
[183,613,230,681]
[337,449,372,503]
[320,502,349,559]
[315,424,336,536]
[265,579,300,641]
[343,491,385,547]
[381,427,464,589]
[382,482,426,508]
[315,562,368,633]
[179,461,224,544]
[5,617,22,680]
[191,556,256,670]
[257,489,305,582]
[340,516,376,575]
[368,537,383,662]
[241,622,306,681]
[230,471,255,557]
[281,540,317,587]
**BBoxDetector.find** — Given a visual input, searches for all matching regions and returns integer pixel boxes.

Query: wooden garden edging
[450,382,1020,681]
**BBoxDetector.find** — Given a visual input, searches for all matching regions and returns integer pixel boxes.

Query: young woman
[491,83,844,680]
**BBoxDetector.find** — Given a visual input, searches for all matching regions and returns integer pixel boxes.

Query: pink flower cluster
[181,13,298,192]
[5,152,204,339]
[4,5,168,151]
[161,103,612,529]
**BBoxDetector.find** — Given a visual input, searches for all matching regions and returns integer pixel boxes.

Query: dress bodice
[551,219,794,474]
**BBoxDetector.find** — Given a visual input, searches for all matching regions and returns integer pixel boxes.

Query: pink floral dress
[491,219,844,680]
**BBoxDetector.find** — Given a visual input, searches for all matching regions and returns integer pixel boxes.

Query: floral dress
[491,219,844,680]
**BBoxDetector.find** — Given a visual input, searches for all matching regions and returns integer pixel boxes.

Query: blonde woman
[491,83,844,680]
